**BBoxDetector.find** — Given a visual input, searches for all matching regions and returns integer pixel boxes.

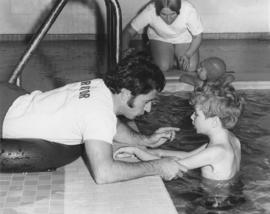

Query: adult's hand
[114,146,160,161]
[178,55,190,71]
[147,127,180,148]
[154,157,187,180]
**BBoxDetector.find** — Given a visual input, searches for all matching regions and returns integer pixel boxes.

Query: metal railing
[8,0,122,85]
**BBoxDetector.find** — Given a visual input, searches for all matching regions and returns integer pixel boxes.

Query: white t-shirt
[3,79,117,145]
[131,0,203,44]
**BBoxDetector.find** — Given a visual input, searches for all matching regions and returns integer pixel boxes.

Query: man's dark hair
[154,0,181,15]
[104,52,165,96]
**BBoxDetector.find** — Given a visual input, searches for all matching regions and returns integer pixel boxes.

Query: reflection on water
[172,173,246,213]
[136,90,270,214]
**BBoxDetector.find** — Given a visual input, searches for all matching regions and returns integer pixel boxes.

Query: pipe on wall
[8,0,122,85]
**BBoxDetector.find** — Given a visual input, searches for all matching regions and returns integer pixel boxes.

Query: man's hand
[154,157,187,180]
[114,146,160,161]
[146,127,180,148]
[113,147,137,159]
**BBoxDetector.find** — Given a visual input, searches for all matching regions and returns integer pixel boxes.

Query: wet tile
[10,181,24,187]
[24,180,38,186]
[0,176,11,181]
[38,180,51,185]
[37,185,51,191]
[8,186,23,192]
[4,202,19,208]
[5,197,20,203]
[0,192,7,197]
[22,190,36,196]
[2,208,19,214]
[11,176,24,181]
[0,181,10,186]
[33,207,49,214]
[23,185,37,191]
[36,191,50,197]
[39,175,52,181]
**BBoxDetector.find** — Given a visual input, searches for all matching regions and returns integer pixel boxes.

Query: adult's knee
[156,61,171,72]
[188,62,198,72]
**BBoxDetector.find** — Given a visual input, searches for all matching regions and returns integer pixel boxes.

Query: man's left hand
[146,127,180,148]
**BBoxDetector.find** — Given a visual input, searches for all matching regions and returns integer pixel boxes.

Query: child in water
[114,83,245,181]
[179,57,235,90]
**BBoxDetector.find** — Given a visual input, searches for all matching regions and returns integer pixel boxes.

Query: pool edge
[164,80,270,92]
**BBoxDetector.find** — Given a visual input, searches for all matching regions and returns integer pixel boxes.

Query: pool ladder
[8,0,122,86]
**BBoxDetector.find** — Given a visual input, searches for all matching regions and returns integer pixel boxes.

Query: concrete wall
[0,0,269,35]
[190,0,270,33]
[0,0,106,34]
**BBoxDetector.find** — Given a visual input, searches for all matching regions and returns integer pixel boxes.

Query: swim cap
[202,57,226,81]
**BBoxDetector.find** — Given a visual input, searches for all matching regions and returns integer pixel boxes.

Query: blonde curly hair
[190,84,245,129]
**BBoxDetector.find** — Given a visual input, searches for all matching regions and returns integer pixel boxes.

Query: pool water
[136,90,270,214]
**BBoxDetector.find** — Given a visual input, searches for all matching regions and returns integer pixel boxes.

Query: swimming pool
[136,90,270,214]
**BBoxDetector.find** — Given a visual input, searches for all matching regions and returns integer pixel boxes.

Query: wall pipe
[104,0,122,69]
[8,0,68,85]
[8,0,122,85]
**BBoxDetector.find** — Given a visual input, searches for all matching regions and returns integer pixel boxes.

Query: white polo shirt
[3,79,117,145]
[131,0,203,44]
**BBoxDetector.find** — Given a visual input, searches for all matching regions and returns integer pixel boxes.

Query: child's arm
[114,143,209,162]
[177,145,225,170]
[149,143,208,159]
[114,147,160,161]
[182,143,208,158]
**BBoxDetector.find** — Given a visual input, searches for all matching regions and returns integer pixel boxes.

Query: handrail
[104,0,122,69]
[8,0,122,85]
[8,0,68,85]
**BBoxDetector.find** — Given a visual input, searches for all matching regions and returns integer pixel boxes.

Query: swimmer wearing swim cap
[179,57,235,88]
[197,57,226,82]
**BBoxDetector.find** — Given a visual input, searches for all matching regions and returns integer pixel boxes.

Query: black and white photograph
[0,0,270,213]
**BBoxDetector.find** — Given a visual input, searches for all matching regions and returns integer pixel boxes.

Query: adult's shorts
[0,82,28,138]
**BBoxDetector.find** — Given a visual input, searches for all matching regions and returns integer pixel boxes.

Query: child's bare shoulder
[206,143,227,157]
[228,131,241,148]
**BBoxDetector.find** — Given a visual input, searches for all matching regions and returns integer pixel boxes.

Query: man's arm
[178,33,202,71]
[113,119,146,145]
[185,33,202,59]
[84,139,186,184]
[114,119,180,148]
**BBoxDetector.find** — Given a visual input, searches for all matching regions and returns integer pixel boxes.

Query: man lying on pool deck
[0,52,187,184]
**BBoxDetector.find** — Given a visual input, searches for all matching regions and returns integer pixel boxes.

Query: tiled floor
[0,158,178,214]
[0,38,270,214]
